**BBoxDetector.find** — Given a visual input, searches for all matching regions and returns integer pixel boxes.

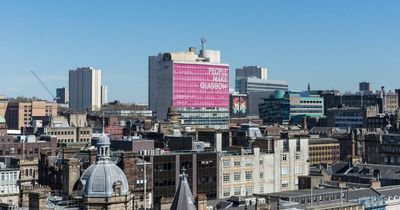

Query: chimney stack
[195,194,207,210]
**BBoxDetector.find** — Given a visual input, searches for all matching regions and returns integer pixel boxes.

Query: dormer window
[113,181,122,195]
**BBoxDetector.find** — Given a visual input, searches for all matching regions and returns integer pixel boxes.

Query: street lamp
[137,155,151,210]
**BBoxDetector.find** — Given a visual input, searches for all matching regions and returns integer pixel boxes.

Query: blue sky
[1,1,399,103]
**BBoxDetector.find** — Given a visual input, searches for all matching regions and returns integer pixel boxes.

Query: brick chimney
[370,180,381,189]
[29,192,46,210]
[195,194,207,210]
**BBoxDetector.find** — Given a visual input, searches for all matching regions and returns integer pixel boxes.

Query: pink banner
[173,63,229,108]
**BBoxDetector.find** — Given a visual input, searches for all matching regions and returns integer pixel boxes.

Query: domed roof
[80,162,129,197]
[79,130,129,198]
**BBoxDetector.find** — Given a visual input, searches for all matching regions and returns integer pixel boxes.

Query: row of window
[282,166,303,175]
[223,171,262,182]
[310,146,339,150]
[282,153,301,161]
[383,156,400,164]
[293,192,346,205]
[223,159,262,168]
[0,172,18,181]
[223,186,255,197]
[0,148,39,155]
[49,130,90,135]
[58,139,90,143]
[299,101,323,104]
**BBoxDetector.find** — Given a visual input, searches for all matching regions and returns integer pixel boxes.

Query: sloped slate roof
[170,173,196,210]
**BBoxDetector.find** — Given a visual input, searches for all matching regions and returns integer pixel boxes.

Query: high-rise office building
[234,65,288,117]
[101,85,108,105]
[235,66,267,80]
[259,90,324,124]
[236,77,288,94]
[359,82,372,92]
[149,41,230,129]
[69,67,102,112]
[56,87,69,104]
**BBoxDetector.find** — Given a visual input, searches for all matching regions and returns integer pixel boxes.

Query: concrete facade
[218,137,309,199]
[101,85,108,105]
[69,67,102,112]
[4,101,57,129]
[45,126,92,144]
[236,77,288,94]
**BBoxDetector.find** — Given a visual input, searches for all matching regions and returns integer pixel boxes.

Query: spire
[170,169,197,210]
[102,111,105,134]
[97,111,110,162]
[307,82,311,92]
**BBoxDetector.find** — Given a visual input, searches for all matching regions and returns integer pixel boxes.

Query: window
[260,186,264,193]
[223,173,230,182]
[296,139,301,151]
[281,168,289,175]
[223,189,230,197]
[245,186,253,195]
[282,154,288,161]
[245,159,253,167]
[234,172,241,181]
[295,152,300,160]
[234,160,241,166]
[295,166,302,174]
[223,160,230,168]
[282,183,289,188]
[234,187,241,196]
[259,172,264,179]
[245,171,252,180]
[283,139,289,152]
[259,159,263,165]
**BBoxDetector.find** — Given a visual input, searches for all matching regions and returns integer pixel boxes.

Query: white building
[0,162,19,207]
[149,41,230,129]
[218,137,309,199]
[101,85,108,105]
[69,67,102,112]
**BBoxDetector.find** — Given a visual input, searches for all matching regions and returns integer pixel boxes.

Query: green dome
[274,90,285,99]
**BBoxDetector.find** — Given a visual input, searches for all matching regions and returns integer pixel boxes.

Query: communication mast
[201,37,207,51]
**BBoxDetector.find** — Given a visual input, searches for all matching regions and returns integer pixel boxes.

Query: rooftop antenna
[102,111,105,134]
[201,37,207,51]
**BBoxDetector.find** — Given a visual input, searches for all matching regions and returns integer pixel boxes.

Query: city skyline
[1,1,400,103]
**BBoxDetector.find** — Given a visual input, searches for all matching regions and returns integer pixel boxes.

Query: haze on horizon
[1,0,399,103]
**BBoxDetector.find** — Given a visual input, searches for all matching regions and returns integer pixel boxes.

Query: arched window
[25,169,28,176]
[29,169,32,176]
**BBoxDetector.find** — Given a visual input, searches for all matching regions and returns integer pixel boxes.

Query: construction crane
[30,70,59,102]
